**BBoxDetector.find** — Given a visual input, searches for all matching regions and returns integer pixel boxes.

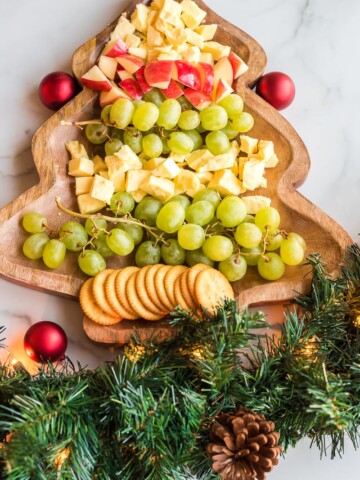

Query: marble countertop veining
[0,1,359,478]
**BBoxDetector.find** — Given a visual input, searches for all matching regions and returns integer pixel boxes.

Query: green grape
[178,110,200,130]
[221,123,240,140]
[132,102,159,131]
[133,99,145,110]
[202,235,234,262]
[43,239,66,269]
[156,201,185,234]
[135,241,161,267]
[22,212,47,233]
[59,221,88,252]
[85,217,107,238]
[105,138,123,155]
[193,189,221,209]
[218,94,244,117]
[123,127,143,154]
[106,228,134,256]
[287,232,307,251]
[235,223,263,249]
[199,105,228,131]
[241,214,256,224]
[205,131,230,155]
[258,252,285,281]
[167,132,194,155]
[161,239,186,265]
[78,250,106,276]
[265,231,284,251]
[157,99,182,129]
[185,201,214,226]
[280,237,305,266]
[241,246,263,266]
[22,232,49,260]
[167,195,191,210]
[185,248,214,267]
[143,88,165,107]
[85,123,108,144]
[206,218,225,235]
[219,254,247,282]
[142,134,163,158]
[177,223,205,250]
[195,123,206,133]
[161,135,171,155]
[117,223,144,245]
[134,196,163,227]
[216,196,247,228]
[255,206,281,234]
[110,98,135,129]
[109,127,123,141]
[184,129,203,150]
[229,112,254,133]
[92,236,114,258]
[110,192,135,216]
[101,105,112,123]
[177,95,193,111]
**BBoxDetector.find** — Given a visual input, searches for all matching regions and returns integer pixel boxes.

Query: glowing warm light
[353,315,360,328]
[54,447,71,471]
[302,336,318,358]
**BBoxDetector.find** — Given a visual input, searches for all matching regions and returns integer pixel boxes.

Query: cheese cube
[139,174,174,202]
[238,157,248,180]
[93,155,107,174]
[68,158,94,177]
[242,159,266,190]
[185,28,204,48]
[265,154,279,168]
[169,152,187,163]
[151,158,180,178]
[75,177,94,196]
[181,0,206,29]
[203,41,231,61]
[186,149,214,171]
[111,15,135,41]
[128,47,148,59]
[65,141,88,159]
[173,169,201,197]
[182,45,201,64]
[106,145,142,175]
[158,0,183,27]
[150,0,165,10]
[126,170,151,191]
[90,174,115,204]
[164,26,187,46]
[131,189,148,203]
[196,171,214,184]
[241,195,271,214]
[143,157,166,171]
[99,171,110,180]
[131,5,150,33]
[257,140,274,159]
[208,169,246,196]
[147,25,165,46]
[230,140,241,159]
[125,33,141,48]
[240,136,258,155]
[110,172,126,193]
[195,24,217,41]
[158,50,182,61]
[77,194,106,214]
[146,10,158,28]
[197,152,236,172]
[199,52,214,66]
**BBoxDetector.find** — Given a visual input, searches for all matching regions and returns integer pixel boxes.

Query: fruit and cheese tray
[0,0,351,343]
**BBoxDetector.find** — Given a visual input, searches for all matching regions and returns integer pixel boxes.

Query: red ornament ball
[256,71,295,110]
[39,71,78,111]
[24,321,68,362]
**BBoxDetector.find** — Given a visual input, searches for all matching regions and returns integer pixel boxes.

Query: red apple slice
[228,51,249,79]
[118,69,133,82]
[119,78,143,100]
[174,61,202,90]
[144,61,174,89]
[99,84,130,108]
[116,55,144,75]
[162,80,183,99]
[135,66,153,94]
[102,38,129,58]
[98,56,118,81]
[213,79,234,103]
[197,62,214,94]
[214,57,234,90]
[184,88,212,110]
[80,65,112,92]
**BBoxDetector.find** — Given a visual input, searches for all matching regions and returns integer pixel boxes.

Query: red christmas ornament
[24,321,67,362]
[39,71,78,111]
[256,71,295,110]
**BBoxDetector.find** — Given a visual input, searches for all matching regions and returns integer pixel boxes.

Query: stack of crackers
[80,263,234,325]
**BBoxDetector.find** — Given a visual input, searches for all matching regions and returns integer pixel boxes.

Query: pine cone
[207,407,282,480]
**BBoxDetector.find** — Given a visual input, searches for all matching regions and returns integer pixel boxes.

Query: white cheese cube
[208,169,246,196]
[77,194,106,214]
[196,171,214,184]
[185,28,204,48]
[111,15,135,41]
[139,175,174,202]
[151,158,180,179]
[131,5,150,33]
[186,149,214,171]
[147,25,165,46]
[158,0,183,27]
[265,154,279,168]
[240,135,258,155]
[173,169,201,197]
[202,41,231,61]
[242,159,266,190]
[197,152,236,172]
[195,24,217,41]
[65,141,88,159]
[199,52,214,66]
[241,195,271,214]
[90,174,115,204]
[125,33,141,48]
[75,177,94,196]
[110,172,126,193]
[181,0,206,29]
[92,155,107,174]
[126,170,151,191]
[131,189,148,203]
[68,158,94,177]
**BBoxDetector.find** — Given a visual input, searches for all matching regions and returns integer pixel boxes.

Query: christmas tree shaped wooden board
[0,0,352,344]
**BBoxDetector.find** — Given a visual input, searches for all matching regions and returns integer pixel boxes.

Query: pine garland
[0,244,359,480]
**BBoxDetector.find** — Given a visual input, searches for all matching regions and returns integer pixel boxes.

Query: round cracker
[115,266,140,320]
[179,269,197,310]
[105,270,129,319]
[194,268,234,312]
[134,265,167,315]
[93,269,118,316]
[143,265,170,313]
[126,272,166,321]
[174,274,192,310]
[187,263,211,296]
[164,265,188,310]
[153,265,173,311]
[79,278,121,326]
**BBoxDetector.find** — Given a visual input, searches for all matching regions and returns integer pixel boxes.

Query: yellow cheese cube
[126,170,151,192]
[169,152,187,163]
[143,157,166,171]
[260,177,267,188]
[208,169,246,196]
[111,15,135,41]
[146,9,158,28]
[128,47,148,59]
[158,0,183,27]
[110,172,126,193]
[186,149,214,171]
[180,0,206,29]
[90,174,115,204]
[75,177,94,196]
[240,135,258,155]
[185,28,204,48]
[257,140,274,159]
[125,33,141,48]
[68,158,94,177]
[131,189,148,203]
[151,158,180,179]
[131,5,150,33]
[99,171,110,180]
[195,24,217,41]
[230,140,241,159]
[197,152,236,172]
[182,45,201,64]
[147,25,164,46]
[158,50,182,60]
[238,157,248,180]
[164,26,187,46]
[92,155,107,174]
[199,52,214,65]
[150,0,165,10]
[173,169,201,197]
[265,154,279,168]
[106,145,142,175]
[77,194,106,214]
[202,41,231,61]
[139,175,174,202]
[242,159,266,190]
[65,141,88,159]
[196,171,214,184]
[241,195,271,214]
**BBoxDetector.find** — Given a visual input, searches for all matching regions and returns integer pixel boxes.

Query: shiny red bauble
[255,72,295,110]
[24,321,68,362]
[39,71,78,110]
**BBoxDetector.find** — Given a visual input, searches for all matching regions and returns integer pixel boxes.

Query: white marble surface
[0,0,359,478]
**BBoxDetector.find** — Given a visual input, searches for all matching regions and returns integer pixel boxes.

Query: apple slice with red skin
[118,69,133,82]
[228,51,249,79]
[98,56,118,81]
[162,80,183,99]
[213,79,234,103]
[144,60,174,89]
[116,55,144,75]
[197,62,214,95]
[102,38,129,58]
[135,66,153,94]
[174,61,201,90]
[213,57,234,90]
[99,83,130,108]
[81,65,112,92]
[184,88,212,110]
[119,78,143,100]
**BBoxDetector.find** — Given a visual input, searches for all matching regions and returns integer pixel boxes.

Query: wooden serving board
[0,0,352,345]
